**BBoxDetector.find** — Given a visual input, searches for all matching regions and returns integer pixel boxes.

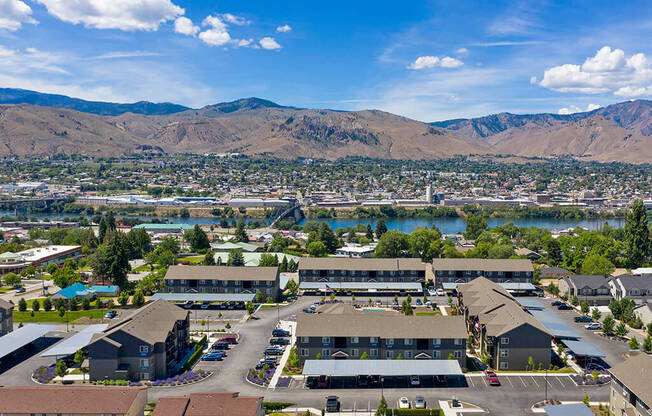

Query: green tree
[158,236,180,254]
[360,352,369,359]
[126,228,151,259]
[74,349,84,366]
[118,291,129,306]
[56,360,67,378]
[581,253,615,276]
[188,225,211,252]
[545,238,563,266]
[527,356,535,371]
[376,395,388,416]
[642,336,652,352]
[279,255,288,272]
[69,298,78,311]
[82,297,91,310]
[464,215,488,240]
[571,295,579,307]
[602,314,615,334]
[132,289,145,307]
[18,297,27,312]
[203,251,215,265]
[624,199,650,268]
[234,220,249,243]
[98,217,107,243]
[366,224,374,240]
[629,337,639,350]
[408,228,442,261]
[46,263,59,275]
[307,241,328,257]
[4,272,21,287]
[591,307,601,321]
[246,301,255,315]
[227,249,245,266]
[374,230,409,258]
[42,297,52,311]
[580,300,589,315]
[648,322,652,338]
[58,306,66,318]
[259,253,279,267]
[615,321,628,338]
[20,265,36,278]
[31,298,40,312]
[375,219,387,239]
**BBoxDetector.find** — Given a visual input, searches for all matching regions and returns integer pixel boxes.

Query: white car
[585,322,602,330]
[436,289,445,296]
[410,375,420,386]
[398,397,411,409]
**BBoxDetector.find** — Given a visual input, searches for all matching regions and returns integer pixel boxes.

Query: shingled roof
[433,258,533,272]
[153,392,263,416]
[298,257,425,271]
[609,353,652,407]
[165,265,278,281]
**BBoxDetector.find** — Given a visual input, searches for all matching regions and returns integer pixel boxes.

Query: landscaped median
[14,309,107,324]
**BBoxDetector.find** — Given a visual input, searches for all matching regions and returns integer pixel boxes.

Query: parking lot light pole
[545,369,548,403]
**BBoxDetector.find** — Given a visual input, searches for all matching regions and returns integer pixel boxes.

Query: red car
[486,371,500,386]
[219,336,238,344]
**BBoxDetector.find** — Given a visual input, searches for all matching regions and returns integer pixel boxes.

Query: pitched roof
[213,241,259,252]
[164,265,278,281]
[609,354,652,406]
[540,267,571,275]
[56,282,91,299]
[153,392,263,416]
[90,299,188,345]
[613,274,652,291]
[0,298,12,310]
[0,386,147,414]
[133,223,194,230]
[432,258,533,272]
[563,275,610,289]
[299,257,425,271]
[297,310,467,338]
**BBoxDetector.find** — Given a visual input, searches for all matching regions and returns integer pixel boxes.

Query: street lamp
[545,369,548,403]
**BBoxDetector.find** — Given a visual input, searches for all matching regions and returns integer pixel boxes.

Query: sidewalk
[531,401,607,413]
[439,400,486,416]
[268,320,297,389]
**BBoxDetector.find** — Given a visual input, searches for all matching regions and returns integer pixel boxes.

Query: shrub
[182,335,207,372]
[42,297,52,311]
[262,402,296,412]
[18,298,27,312]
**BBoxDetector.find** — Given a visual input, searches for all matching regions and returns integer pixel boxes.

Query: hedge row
[388,410,443,416]
[262,402,295,412]
[181,335,208,372]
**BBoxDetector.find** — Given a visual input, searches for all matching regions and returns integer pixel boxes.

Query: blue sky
[1,0,651,121]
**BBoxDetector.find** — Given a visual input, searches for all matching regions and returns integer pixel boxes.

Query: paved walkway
[438,400,486,416]
[268,320,297,389]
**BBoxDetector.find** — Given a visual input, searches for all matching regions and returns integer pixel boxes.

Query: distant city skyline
[0,0,651,121]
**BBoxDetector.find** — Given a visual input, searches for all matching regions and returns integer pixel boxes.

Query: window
[433,350,441,359]
[499,362,508,370]
[500,349,509,357]
[370,348,378,358]
[301,337,309,343]
[351,337,359,344]
[454,338,462,345]
[405,351,413,359]
[300,348,309,357]
[500,337,509,345]
[386,338,394,345]
[370,337,378,344]
[351,348,359,357]
[404,338,413,346]
[322,336,331,344]
[386,350,394,359]
[139,345,149,353]
[434,338,441,345]
[140,358,149,369]
[140,372,149,380]
[321,349,330,358]
[454,351,463,358]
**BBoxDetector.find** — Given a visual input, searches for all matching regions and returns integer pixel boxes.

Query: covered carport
[516,298,545,310]
[302,359,463,388]
[560,339,607,367]
[529,310,581,339]
[0,324,54,365]
[299,282,423,295]
[149,293,254,305]
[41,324,108,358]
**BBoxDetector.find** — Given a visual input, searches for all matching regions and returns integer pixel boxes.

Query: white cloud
[557,103,602,115]
[529,76,537,84]
[456,48,468,55]
[90,51,161,60]
[35,0,184,31]
[174,16,199,36]
[221,13,248,26]
[236,38,253,47]
[276,24,292,33]
[407,56,463,70]
[198,15,231,46]
[0,0,37,31]
[472,40,543,47]
[259,37,281,50]
[539,46,652,97]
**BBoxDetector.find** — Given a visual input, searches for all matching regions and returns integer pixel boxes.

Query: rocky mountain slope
[0,90,650,163]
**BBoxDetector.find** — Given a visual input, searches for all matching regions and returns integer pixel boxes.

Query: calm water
[0,211,624,234]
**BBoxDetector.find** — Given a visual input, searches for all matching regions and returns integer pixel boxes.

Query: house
[164,265,281,301]
[632,267,652,276]
[89,285,121,297]
[132,223,194,234]
[432,258,534,287]
[634,303,652,326]
[298,258,426,283]
[213,252,299,267]
[0,386,148,416]
[539,267,571,279]
[608,353,652,416]
[0,298,13,337]
[212,241,259,252]
[515,247,542,261]
[87,299,190,381]
[457,277,552,370]
[296,304,467,367]
[609,275,652,301]
[153,392,264,416]
[51,282,94,301]
[455,239,476,253]
[335,244,376,258]
[558,275,613,306]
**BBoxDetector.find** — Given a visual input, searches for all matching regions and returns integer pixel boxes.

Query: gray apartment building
[433,258,534,287]
[163,265,281,301]
[298,258,426,283]
[609,353,652,416]
[558,275,613,306]
[609,274,652,302]
[296,305,467,368]
[457,277,552,370]
[87,299,190,381]
[0,298,13,337]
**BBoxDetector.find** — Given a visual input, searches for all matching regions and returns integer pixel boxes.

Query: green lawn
[179,256,205,265]
[132,264,152,272]
[416,311,442,316]
[259,304,283,309]
[13,309,108,323]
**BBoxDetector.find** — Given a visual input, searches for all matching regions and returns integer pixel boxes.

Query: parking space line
[545,377,554,388]
[559,376,572,388]
[467,376,475,387]
[555,376,565,387]
[519,376,527,388]
[506,377,514,387]
[530,376,539,387]
[482,375,488,386]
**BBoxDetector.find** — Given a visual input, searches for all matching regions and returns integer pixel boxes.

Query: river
[1,210,625,234]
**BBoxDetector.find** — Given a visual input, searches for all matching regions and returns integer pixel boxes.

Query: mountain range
[0,88,650,163]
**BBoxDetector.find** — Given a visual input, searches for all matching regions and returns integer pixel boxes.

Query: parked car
[551,300,563,306]
[398,397,411,409]
[303,306,316,314]
[213,341,229,350]
[270,337,290,346]
[200,301,211,309]
[435,375,447,385]
[104,310,117,319]
[410,375,420,386]
[585,322,602,330]
[272,328,290,337]
[574,316,593,323]
[255,358,276,369]
[316,375,329,388]
[183,301,194,309]
[486,371,500,386]
[264,346,285,356]
[416,299,423,306]
[435,289,445,296]
[557,304,572,310]
[414,396,427,409]
[325,396,340,412]
[219,336,238,344]
[15,287,25,294]
[201,353,223,361]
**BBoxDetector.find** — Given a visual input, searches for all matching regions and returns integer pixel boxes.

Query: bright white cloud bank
[259,37,281,50]
[35,0,183,31]
[539,46,652,98]
[408,55,463,70]
[0,0,37,31]
[199,15,231,46]
[276,24,292,33]
[557,103,601,115]
[174,16,198,36]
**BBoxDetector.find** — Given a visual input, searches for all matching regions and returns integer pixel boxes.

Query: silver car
[414,396,426,409]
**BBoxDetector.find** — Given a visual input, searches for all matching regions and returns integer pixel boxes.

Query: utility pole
[545,369,548,403]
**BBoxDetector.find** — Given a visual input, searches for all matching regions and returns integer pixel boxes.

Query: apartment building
[433,258,534,287]
[0,386,148,416]
[87,299,190,381]
[609,275,652,302]
[163,265,280,301]
[0,245,82,275]
[296,305,467,367]
[0,298,13,337]
[457,278,552,370]
[298,258,426,283]
[609,353,652,416]
[558,275,613,306]
[153,392,264,416]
